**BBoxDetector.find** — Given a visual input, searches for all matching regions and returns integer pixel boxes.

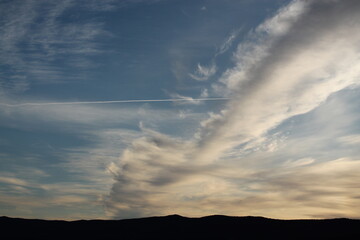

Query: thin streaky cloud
[216,27,243,56]
[0,98,230,107]
[106,0,360,219]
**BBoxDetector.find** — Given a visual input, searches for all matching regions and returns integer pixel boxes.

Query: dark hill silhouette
[1,215,360,239]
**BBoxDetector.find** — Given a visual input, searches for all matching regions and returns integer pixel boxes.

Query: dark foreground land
[1,214,360,239]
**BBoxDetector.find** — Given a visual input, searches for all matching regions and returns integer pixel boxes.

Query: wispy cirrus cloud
[0,97,229,108]
[106,0,360,219]
[200,0,360,162]
[0,0,108,91]
[189,63,217,81]
[189,28,241,82]
[215,28,242,56]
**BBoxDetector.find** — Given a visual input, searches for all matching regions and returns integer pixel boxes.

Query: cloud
[0,176,29,186]
[216,28,242,56]
[0,97,229,107]
[0,182,106,220]
[188,27,241,82]
[200,89,209,98]
[106,0,360,219]
[338,135,360,145]
[0,95,215,219]
[283,158,315,168]
[199,0,360,162]
[0,99,216,130]
[259,158,360,219]
[167,93,218,105]
[105,129,201,218]
[0,156,113,219]
[189,63,217,81]
[0,0,109,91]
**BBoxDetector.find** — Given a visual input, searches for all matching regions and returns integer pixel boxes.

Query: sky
[1,0,360,220]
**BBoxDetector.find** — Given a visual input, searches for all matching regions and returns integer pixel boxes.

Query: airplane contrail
[0,97,230,107]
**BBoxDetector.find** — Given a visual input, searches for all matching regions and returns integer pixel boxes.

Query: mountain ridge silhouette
[1,214,360,239]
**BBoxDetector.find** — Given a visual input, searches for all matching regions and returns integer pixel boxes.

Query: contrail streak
[0,97,230,107]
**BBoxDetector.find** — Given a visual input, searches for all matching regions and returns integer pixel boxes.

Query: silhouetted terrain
[1,214,360,239]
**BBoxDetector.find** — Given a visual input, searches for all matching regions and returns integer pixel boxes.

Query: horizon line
[1,214,358,221]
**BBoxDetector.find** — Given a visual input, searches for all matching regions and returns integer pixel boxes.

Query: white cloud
[199,0,360,163]
[0,153,114,219]
[0,102,195,130]
[216,28,242,56]
[283,158,315,168]
[0,0,109,91]
[200,89,209,98]
[189,63,217,81]
[0,176,28,186]
[168,93,202,105]
[338,135,360,145]
[216,0,308,92]
[106,0,360,219]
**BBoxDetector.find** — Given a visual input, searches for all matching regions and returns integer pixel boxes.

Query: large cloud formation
[106,0,360,219]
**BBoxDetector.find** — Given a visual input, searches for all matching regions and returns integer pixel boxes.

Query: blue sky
[1,0,360,220]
